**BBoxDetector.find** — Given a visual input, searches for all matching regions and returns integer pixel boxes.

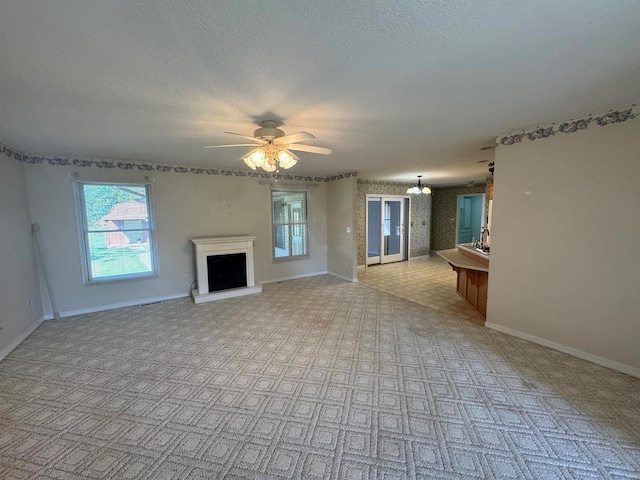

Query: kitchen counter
[437,245,490,322]
[457,243,490,260]
[436,248,489,272]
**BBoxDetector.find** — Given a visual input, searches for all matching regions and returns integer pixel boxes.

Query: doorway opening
[456,193,485,244]
[366,195,410,265]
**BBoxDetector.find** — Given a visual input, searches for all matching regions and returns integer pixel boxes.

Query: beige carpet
[1,275,639,479]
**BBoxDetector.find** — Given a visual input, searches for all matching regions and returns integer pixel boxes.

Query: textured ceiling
[1,1,639,184]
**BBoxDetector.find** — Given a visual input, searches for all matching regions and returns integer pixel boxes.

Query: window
[271,190,308,260]
[76,182,157,283]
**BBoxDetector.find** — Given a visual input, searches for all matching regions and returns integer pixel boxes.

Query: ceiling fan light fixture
[205,120,332,173]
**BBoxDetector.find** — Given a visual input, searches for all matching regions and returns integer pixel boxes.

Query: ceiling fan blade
[224,132,267,144]
[203,144,258,148]
[275,132,315,144]
[288,144,332,155]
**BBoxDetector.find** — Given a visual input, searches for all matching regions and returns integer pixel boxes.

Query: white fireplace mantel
[190,236,262,304]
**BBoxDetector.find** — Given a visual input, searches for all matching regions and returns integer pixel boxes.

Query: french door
[366,196,407,265]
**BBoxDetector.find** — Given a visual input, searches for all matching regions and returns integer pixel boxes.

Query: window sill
[84,272,159,286]
[272,255,310,263]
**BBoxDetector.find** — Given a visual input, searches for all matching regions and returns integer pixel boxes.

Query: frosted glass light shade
[278,150,297,169]
[250,149,265,166]
[240,146,302,172]
[280,158,297,169]
[422,186,431,194]
[243,157,257,170]
[277,150,291,162]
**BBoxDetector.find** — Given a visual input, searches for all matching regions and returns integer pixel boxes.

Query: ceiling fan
[204,120,332,172]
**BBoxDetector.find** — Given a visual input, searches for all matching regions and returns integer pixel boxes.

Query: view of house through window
[271,190,308,259]
[77,183,156,282]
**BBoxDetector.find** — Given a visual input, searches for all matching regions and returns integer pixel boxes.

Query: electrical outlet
[183,274,188,281]
[346,227,351,233]
[29,299,33,309]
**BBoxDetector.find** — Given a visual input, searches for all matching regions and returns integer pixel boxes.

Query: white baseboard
[0,316,45,362]
[328,271,358,283]
[357,265,366,270]
[43,292,190,319]
[259,271,328,285]
[409,255,430,261]
[485,322,640,379]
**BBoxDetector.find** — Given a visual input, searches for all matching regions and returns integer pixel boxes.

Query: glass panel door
[366,198,381,265]
[381,198,404,263]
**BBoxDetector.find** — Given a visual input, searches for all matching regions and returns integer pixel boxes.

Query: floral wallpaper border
[358,179,415,188]
[498,103,638,147]
[0,143,356,183]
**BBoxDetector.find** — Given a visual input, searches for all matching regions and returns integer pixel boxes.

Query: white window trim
[73,180,159,285]
[270,187,310,262]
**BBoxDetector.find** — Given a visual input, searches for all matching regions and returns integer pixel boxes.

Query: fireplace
[190,236,262,303]
[207,253,247,292]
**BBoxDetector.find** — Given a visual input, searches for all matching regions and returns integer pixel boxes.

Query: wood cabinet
[453,265,488,320]
[437,246,489,324]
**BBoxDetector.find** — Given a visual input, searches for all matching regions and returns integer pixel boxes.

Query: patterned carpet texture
[1,275,639,479]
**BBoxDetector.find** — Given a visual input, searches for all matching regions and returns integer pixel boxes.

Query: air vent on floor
[139,300,164,307]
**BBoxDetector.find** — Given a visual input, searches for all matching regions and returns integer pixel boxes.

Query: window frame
[74,180,159,285]
[270,188,310,262]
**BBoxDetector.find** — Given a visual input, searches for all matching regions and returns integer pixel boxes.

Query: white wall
[487,116,640,374]
[24,163,328,315]
[327,176,357,281]
[0,154,43,358]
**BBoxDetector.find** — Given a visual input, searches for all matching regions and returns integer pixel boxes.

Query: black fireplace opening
[207,253,247,292]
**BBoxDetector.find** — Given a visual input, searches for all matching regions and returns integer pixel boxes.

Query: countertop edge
[456,243,490,260]
[436,249,490,272]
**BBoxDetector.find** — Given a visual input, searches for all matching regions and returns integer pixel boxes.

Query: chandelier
[407,175,431,195]
[242,140,298,172]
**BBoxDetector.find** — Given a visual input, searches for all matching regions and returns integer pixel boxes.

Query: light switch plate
[346,227,351,233]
